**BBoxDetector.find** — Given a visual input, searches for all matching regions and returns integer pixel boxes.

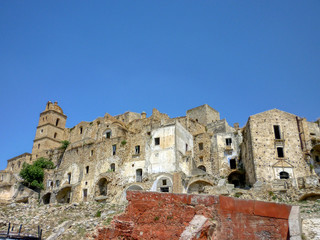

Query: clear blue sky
[0,1,319,170]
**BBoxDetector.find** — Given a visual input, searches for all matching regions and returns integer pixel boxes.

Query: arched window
[279,171,289,179]
[56,118,60,126]
[136,169,142,182]
[198,165,206,172]
[80,127,83,134]
[110,163,115,172]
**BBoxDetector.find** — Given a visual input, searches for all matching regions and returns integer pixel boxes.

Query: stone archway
[42,192,51,204]
[228,171,246,188]
[56,187,72,203]
[95,178,109,196]
[126,185,143,191]
[299,192,320,201]
[187,180,213,194]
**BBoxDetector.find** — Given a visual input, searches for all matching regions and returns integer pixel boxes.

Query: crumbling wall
[93,191,295,240]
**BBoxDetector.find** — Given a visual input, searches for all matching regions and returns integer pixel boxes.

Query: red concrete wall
[93,191,291,240]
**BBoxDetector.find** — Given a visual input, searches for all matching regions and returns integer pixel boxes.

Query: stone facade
[0,102,319,204]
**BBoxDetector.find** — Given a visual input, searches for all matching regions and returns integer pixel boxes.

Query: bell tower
[32,101,67,157]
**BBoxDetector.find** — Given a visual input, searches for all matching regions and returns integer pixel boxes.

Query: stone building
[0,102,319,204]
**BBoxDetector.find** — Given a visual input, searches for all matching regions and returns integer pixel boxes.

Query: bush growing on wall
[19,157,55,190]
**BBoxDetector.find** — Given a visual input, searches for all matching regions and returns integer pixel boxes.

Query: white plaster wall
[121,160,145,183]
[63,163,80,185]
[147,125,176,174]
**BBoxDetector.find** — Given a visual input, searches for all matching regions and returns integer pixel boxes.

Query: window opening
[110,163,115,172]
[56,180,60,187]
[316,156,320,162]
[162,179,167,185]
[230,159,236,169]
[199,143,203,150]
[277,147,284,158]
[83,189,88,201]
[226,138,232,146]
[80,127,83,134]
[274,125,281,139]
[135,145,140,154]
[160,187,169,192]
[198,165,206,172]
[38,144,40,149]
[112,145,116,155]
[56,118,60,126]
[67,173,71,184]
[155,137,160,145]
[85,166,89,174]
[280,171,289,179]
[199,157,203,162]
[90,150,94,156]
[106,130,111,139]
[136,169,142,182]
[54,132,57,138]
[186,144,188,151]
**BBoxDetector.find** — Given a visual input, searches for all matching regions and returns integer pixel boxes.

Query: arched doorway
[42,193,51,204]
[228,171,245,188]
[187,180,213,194]
[95,178,108,196]
[56,187,72,203]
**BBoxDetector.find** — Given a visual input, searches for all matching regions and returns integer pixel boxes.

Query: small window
[155,137,160,145]
[110,163,115,172]
[90,150,94,156]
[40,129,43,133]
[136,169,142,182]
[56,180,60,187]
[280,171,289,179]
[106,130,112,139]
[147,132,151,136]
[135,145,140,154]
[230,159,236,169]
[277,147,284,158]
[112,145,116,155]
[54,132,57,138]
[316,156,320,162]
[186,144,188,151]
[18,161,21,168]
[198,165,206,172]
[80,127,83,134]
[38,144,40,149]
[226,138,232,146]
[56,118,60,126]
[160,187,169,192]
[83,189,87,197]
[67,173,71,184]
[162,179,167,185]
[85,166,89,174]
[274,125,281,139]
[199,143,203,150]
[199,156,203,162]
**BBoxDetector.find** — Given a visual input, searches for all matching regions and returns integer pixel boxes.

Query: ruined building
[0,102,319,204]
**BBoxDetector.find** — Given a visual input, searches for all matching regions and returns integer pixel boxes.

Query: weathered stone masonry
[0,102,319,205]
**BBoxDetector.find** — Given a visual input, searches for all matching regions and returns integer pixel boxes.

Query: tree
[19,157,55,190]
[60,140,70,150]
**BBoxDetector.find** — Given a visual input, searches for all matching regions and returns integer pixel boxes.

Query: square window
[155,137,160,145]
[226,138,232,146]
[162,179,167,185]
[199,143,203,150]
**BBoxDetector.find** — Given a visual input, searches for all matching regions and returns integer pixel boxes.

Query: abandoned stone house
[0,101,319,204]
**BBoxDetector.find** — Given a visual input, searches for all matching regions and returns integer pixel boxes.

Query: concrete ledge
[289,206,302,240]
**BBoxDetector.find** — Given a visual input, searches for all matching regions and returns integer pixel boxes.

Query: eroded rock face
[92,191,293,240]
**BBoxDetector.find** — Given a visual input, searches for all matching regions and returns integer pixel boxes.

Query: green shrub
[19,157,54,190]
[95,210,102,217]
[60,140,70,150]
[121,140,127,146]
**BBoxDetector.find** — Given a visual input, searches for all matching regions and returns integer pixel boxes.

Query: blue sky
[0,1,319,170]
